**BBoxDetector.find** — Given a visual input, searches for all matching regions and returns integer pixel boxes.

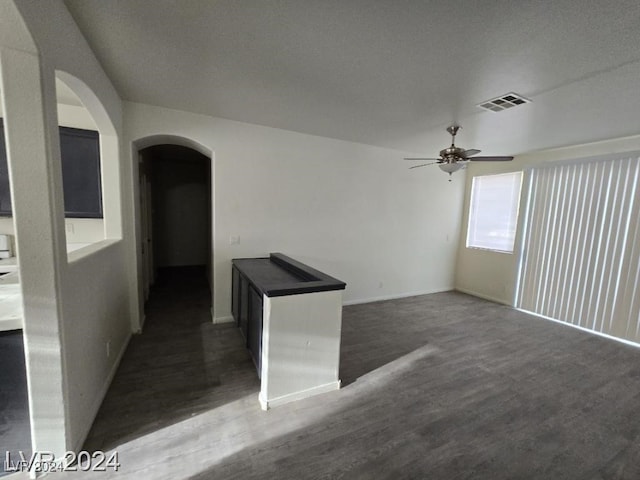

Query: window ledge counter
[232,253,346,410]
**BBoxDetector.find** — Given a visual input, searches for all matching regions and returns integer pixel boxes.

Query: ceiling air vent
[478,92,531,112]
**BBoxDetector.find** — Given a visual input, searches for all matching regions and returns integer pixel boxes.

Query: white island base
[258,289,343,410]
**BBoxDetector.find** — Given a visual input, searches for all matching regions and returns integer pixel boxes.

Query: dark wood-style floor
[52,267,640,479]
[0,331,31,478]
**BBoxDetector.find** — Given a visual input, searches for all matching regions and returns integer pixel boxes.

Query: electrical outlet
[229,235,240,245]
[66,222,74,234]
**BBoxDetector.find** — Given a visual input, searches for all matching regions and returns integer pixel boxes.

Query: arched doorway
[133,137,213,328]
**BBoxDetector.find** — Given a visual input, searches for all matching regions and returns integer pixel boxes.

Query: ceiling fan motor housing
[440,146,467,162]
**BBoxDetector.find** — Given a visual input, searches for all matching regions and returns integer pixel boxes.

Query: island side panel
[259,289,343,410]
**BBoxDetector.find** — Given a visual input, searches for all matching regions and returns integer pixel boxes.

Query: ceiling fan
[405,125,513,179]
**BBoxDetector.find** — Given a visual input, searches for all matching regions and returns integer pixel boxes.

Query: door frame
[130,135,215,331]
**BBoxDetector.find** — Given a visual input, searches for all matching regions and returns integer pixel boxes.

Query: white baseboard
[343,287,454,306]
[213,314,234,324]
[72,332,132,452]
[454,287,511,306]
[259,380,341,410]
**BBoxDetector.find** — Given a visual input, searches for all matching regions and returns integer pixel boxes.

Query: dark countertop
[232,253,346,297]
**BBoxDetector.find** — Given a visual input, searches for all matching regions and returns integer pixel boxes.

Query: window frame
[466,171,523,254]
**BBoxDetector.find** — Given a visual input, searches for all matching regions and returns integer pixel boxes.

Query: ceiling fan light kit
[438,162,466,174]
[404,125,514,179]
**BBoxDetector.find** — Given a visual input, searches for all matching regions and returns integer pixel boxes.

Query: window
[58,127,103,218]
[467,171,523,253]
[0,120,103,218]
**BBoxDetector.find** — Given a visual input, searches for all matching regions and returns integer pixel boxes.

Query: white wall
[456,133,640,305]
[57,102,97,130]
[0,217,102,245]
[124,102,465,324]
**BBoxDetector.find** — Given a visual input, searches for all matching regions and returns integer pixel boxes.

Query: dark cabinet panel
[0,120,103,218]
[239,276,250,341]
[231,265,240,324]
[231,264,265,377]
[248,285,263,377]
[0,124,9,215]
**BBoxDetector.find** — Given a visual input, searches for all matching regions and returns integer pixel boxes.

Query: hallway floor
[84,266,258,451]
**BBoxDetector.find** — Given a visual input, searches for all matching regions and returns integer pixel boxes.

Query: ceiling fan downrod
[446,125,461,146]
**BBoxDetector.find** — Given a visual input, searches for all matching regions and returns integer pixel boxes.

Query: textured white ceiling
[64,0,640,156]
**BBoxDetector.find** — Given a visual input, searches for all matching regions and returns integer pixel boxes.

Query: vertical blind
[517,154,640,343]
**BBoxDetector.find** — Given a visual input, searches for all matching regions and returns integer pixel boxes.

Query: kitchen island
[232,253,346,410]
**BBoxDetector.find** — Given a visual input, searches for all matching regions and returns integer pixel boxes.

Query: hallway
[84,266,259,451]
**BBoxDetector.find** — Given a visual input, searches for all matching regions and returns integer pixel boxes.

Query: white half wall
[124,102,465,323]
[63,241,131,448]
[455,133,640,305]
[260,290,343,410]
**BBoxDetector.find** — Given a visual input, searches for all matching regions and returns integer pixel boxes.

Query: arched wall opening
[131,135,214,330]
[0,73,121,253]
[53,71,131,452]
[1,36,127,462]
[1,0,132,459]
[55,71,122,251]
[0,70,123,257]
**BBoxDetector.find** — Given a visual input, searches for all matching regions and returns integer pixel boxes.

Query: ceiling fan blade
[404,157,440,161]
[469,156,514,162]
[409,162,439,169]
[463,149,481,157]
